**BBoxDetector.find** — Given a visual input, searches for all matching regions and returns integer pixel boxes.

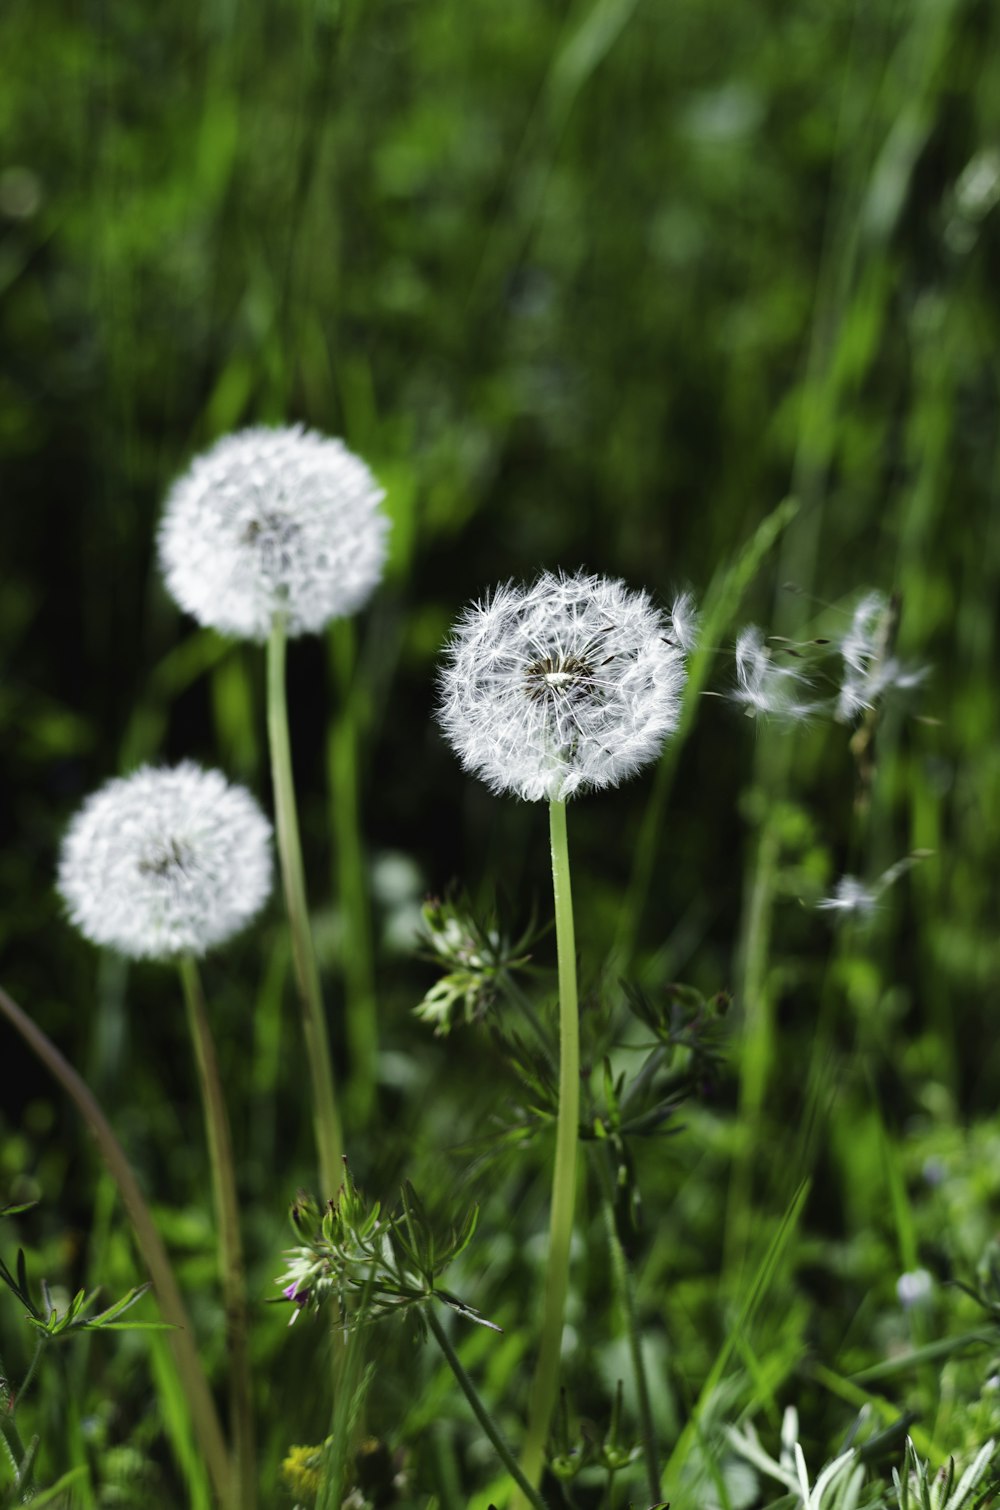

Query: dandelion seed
[731,625,814,722]
[668,590,700,653]
[835,591,928,722]
[815,875,880,917]
[437,570,687,802]
[57,763,273,960]
[158,425,389,641]
[816,851,930,920]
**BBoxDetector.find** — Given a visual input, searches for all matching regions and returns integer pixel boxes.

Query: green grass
[2,0,1000,1503]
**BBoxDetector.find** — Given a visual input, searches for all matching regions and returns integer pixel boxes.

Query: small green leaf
[0,1200,38,1220]
[88,1281,152,1326]
[90,1320,176,1331]
[8,1465,89,1508]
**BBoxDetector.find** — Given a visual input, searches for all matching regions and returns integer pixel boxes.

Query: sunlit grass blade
[661,1178,810,1497]
[615,495,800,969]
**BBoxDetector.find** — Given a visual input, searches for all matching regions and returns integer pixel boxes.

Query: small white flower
[158,425,389,642]
[58,763,273,960]
[732,625,814,722]
[438,570,686,802]
[836,591,927,722]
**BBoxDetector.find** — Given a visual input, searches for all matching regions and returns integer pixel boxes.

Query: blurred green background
[2,0,1000,1500]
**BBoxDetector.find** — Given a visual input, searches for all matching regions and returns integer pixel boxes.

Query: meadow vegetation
[2,0,1000,1505]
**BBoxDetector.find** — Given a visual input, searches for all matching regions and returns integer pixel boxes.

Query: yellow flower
[281,1443,324,1503]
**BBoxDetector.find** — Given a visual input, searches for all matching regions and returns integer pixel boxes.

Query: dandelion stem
[0,984,232,1508]
[426,1308,548,1510]
[593,1150,661,1504]
[517,798,581,1500]
[328,619,378,1127]
[267,613,344,1198]
[179,956,256,1510]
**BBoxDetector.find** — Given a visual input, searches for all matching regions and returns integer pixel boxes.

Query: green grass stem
[327,620,378,1127]
[178,956,256,1510]
[0,1344,29,1487]
[516,797,581,1500]
[427,1309,548,1510]
[267,613,344,1199]
[593,1150,660,1505]
[0,984,232,1507]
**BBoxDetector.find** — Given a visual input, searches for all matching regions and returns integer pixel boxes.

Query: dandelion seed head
[732,625,814,722]
[438,570,687,802]
[58,763,273,960]
[158,425,389,641]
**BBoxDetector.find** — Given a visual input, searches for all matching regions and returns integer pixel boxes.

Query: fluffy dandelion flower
[58,763,273,960]
[158,425,389,641]
[438,570,687,802]
[732,625,814,722]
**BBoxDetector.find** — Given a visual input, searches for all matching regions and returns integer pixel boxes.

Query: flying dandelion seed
[815,851,931,920]
[835,591,928,722]
[731,625,815,722]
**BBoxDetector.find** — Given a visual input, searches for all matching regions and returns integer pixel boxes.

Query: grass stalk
[328,620,378,1127]
[267,612,344,1199]
[426,1308,548,1510]
[0,984,232,1507]
[593,1151,660,1505]
[0,1344,29,1487]
[178,956,256,1510]
[516,797,581,1500]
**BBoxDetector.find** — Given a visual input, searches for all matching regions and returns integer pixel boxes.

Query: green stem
[16,1339,45,1412]
[0,1345,28,1488]
[179,957,256,1510]
[328,620,378,1127]
[593,1152,661,1505]
[267,614,344,1199]
[516,798,581,1500]
[426,1308,548,1510]
[0,984,232,1507]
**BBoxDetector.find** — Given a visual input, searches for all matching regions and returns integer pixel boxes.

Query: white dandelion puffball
[58,763,273,960]
[158,425,389,641]
[438,571,688,802]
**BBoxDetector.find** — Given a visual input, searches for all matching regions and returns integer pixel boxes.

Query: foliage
[2,0,1000,1501]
